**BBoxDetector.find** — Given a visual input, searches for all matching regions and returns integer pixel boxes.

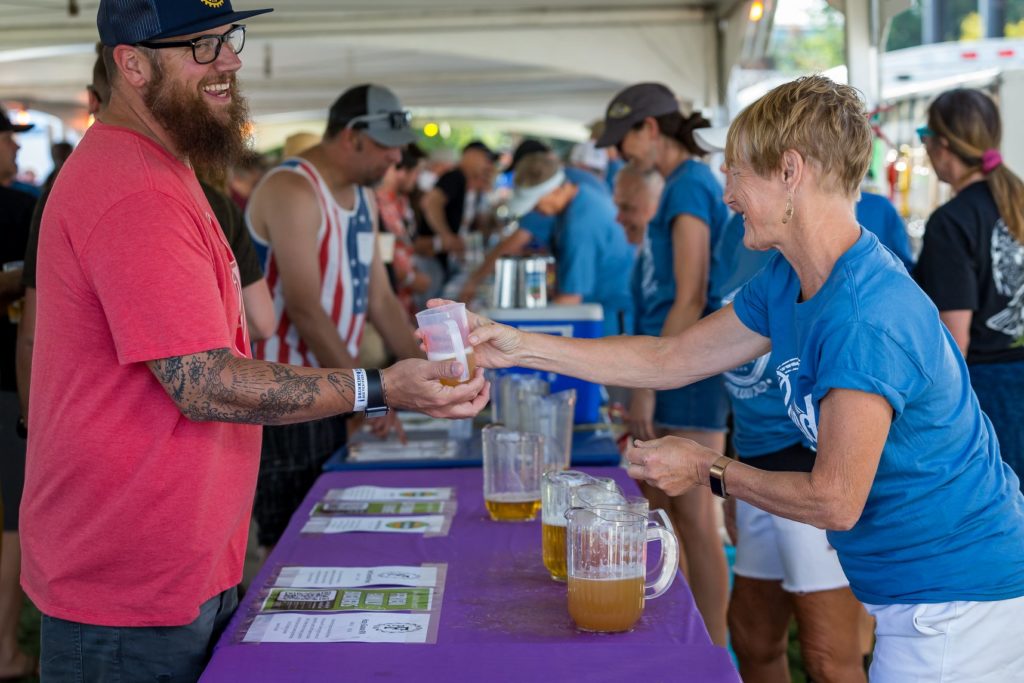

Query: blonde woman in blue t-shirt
[456,75,1024,682]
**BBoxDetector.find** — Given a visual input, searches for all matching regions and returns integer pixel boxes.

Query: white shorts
[865,595,1024,682]
[732,500,849,594]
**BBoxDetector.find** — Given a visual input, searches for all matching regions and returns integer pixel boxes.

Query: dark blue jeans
[970,360,1024,491]
[40,587,238,683]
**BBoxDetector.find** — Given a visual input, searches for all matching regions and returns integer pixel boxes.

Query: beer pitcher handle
[643,523,679,600]
[444,319,469,382]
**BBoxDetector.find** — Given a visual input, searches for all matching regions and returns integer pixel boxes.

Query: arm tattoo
[149,349,356,425]
[326,371,355,401]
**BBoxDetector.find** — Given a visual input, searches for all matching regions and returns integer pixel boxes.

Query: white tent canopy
[0,0,756,133]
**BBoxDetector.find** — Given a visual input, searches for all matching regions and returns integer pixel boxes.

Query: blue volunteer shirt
[552,183,635,336]
[520,166,609,248]
[634,159,729,336]
[855,191,914,270]
[709,214,802,457]
[733,228,1024,604]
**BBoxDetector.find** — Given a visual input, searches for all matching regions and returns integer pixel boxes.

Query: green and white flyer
[311,500,447,516]
[243,613,433,644]
[274,566,439,589]
[323,485,453,502]
[302,515,448,535]
[261,587,433,613]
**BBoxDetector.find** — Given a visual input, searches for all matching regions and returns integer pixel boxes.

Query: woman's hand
[624,435,718,496]
[425,298,524,370]
[627,389,657,441]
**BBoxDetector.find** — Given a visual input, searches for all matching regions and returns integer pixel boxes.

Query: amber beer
[485,492,540,521]
[428,349,476,387]
[542,523,568,581]
[567,574,645,632]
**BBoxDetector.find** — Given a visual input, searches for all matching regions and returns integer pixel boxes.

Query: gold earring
[781,191,794,224]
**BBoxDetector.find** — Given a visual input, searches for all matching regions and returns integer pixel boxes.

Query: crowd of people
[0,0,1022,681]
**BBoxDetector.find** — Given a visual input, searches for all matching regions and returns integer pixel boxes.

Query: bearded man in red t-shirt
[23,2,488,680]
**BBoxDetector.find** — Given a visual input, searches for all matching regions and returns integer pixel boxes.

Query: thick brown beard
[143,58,251,174]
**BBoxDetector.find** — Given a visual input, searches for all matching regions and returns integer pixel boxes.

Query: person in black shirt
[418,140,496,283]
[0,105,35,681]
[913,87,1024,487]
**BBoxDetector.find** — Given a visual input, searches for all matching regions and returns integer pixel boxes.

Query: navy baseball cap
[595,83,679,148]
[97,0,273,46]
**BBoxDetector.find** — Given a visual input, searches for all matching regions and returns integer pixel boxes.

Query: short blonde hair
[725,75,871,197]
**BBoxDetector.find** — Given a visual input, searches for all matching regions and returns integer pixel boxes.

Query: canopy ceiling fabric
[0,0,754,124]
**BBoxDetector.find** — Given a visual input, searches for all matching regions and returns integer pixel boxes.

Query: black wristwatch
[15,416,26,439]
[709,456,733,499]
[364,369,390,419]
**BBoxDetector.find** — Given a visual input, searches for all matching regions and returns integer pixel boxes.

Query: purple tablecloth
[201,467,739,682]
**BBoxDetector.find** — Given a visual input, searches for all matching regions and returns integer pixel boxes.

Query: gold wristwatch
[709,456,733,499]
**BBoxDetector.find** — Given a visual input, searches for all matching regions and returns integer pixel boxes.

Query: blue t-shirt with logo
[856,192,914,270]
[633,159,729,336]
[552,183,635,336]
[710,214,802,456]
[733,228,1024,604]
[520,167,609,248]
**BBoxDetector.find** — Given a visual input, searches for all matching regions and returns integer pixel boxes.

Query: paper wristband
[352,369,369,412]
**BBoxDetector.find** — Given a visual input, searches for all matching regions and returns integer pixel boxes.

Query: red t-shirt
[21,122,262,627]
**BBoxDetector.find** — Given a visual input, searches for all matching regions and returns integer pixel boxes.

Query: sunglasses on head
[345,110,412,132]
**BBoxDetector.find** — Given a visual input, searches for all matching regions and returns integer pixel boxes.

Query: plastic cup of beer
[415,302,474,386]
[541,470,595,581]
[481,425,543,522]
[564,505,679,633]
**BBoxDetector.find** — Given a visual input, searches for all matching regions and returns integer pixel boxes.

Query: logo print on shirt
[985,219,1024,341]
[722,286,772,399]
[776,357,818,444]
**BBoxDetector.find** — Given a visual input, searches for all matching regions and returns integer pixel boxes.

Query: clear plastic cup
[415,302,474,386]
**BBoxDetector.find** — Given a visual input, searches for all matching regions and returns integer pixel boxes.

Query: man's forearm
[421,193,455,238]
[15,288,36,419]
[287,304,359,370]
[371,292,423,360]
[149,349,357,425]
[466,229,531,289]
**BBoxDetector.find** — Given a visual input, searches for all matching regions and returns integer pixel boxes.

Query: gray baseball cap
[328,84,416,147]
[595,82,680,148]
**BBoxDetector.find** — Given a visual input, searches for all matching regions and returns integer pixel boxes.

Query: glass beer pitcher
[540,470,596,581]
[564,506,678,633]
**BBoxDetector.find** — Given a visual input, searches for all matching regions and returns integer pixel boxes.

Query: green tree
[771,5,845,73]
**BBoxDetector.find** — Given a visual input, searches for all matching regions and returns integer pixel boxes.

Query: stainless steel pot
[491,256,550,308]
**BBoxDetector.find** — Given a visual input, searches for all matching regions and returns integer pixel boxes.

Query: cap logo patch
[201,0,225,8]
[608,102,631,119]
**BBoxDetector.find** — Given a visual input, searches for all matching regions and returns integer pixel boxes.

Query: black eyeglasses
[345,110,412,132]
[137,25,246,65]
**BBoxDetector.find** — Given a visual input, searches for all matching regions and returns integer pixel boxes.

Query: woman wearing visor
[456,75,1024,682]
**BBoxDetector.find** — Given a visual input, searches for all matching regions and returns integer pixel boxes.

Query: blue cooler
[482,304,605,425]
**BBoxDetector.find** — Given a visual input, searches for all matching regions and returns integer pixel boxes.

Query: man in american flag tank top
[245,84,426,549]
